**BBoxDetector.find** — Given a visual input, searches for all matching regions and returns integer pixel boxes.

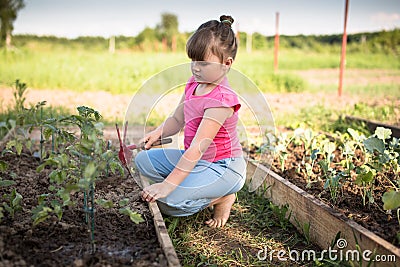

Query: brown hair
[186,15,238,63]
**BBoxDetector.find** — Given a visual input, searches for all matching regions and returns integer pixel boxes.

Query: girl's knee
[134,150,151,175]
[134,150,146,166]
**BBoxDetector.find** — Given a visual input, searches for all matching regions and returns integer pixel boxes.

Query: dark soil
[248,142,400,247]
[0,151,167,267]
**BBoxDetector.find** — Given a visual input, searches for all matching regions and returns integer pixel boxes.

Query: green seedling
[355,166,376,207]
[268,203,292,230]
[2,188,22,220]
[96,198,144,224]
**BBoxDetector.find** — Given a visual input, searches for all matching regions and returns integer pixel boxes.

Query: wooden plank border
[345,115,400,138]
[1,128,181,267]
[140,174,181,267]
[246,159,399,267]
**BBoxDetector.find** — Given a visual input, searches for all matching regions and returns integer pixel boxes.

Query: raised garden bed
[0,124,180,267]
[246,125,400,266]
[345,115,400,138]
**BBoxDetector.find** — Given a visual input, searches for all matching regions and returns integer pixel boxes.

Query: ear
[224,57,233,67]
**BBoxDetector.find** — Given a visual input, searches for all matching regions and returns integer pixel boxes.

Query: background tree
[156,12,179,51]
[0,0,25,48]
[135,27,158,51]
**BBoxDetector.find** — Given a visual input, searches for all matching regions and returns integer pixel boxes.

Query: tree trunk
[5,29,12,49]
[109,36,115,54]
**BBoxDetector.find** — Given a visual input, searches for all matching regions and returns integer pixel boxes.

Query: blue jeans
[134,149,246,216]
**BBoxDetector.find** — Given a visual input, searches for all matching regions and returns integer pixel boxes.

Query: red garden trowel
[115,122,172,188]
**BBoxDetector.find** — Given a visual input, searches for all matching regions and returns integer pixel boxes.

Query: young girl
[134,15,246,228]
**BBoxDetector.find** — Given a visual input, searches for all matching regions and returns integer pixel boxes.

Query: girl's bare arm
[141,94,185,149]
[164,106,233,186]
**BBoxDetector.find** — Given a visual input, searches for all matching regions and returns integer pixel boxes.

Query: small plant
[318,140,344,204]
[264,131,296,172]
[268,203,292,230]
[117,198,145,224]
[0,172,19,222]
[360,127,399,209]
[304,148,320,188]
[13,79,28,125]
[36,106,125,252]
[294,218,311,245]
[355,165,376,207]
[1,188,23,220]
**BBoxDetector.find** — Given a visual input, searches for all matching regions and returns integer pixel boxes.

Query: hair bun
[220,15,234,27]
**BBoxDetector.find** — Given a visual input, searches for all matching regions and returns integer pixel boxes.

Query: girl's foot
[205,194,235,228]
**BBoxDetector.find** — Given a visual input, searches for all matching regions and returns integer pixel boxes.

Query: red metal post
[338,0,349,97]
[274,12,280,72]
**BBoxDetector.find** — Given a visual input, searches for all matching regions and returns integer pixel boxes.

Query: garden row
[245,122,400,265]
[0,81,176,266]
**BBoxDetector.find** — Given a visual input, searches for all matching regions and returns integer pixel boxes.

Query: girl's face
[191,53,232,84]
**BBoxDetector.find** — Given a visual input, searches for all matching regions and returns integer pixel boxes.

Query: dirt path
[1,69,399,124]
[0,88,397,120]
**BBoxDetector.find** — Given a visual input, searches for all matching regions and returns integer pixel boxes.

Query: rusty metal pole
[274,12,280,72]
[338,0,349,97]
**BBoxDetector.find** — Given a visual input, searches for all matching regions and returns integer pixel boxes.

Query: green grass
[166,185,351,266]
[165,186,309,266]
[274,101,400,134]
[1,45,399,95]
[0,48,188,94]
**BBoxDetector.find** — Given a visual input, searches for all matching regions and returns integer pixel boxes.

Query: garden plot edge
[246,159,400,267]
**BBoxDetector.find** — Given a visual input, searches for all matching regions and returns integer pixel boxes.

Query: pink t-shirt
[184,76,243,162]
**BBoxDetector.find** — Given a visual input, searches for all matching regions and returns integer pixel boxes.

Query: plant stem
[40,106,44,162]
[106,140,111,176]
[90,182,95,253]
[51,111,55,154]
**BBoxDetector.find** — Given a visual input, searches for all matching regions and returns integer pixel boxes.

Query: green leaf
[38,194,50,205]
[96,199,114,209]
[0,179,16,187]
[0,160,7,172]
[11,190,22,208]
[319,160,329,174]
[0,207,4,222]
[119,198,130,207]
[375,127,392,140]
[119,207,144,224]
[51,200,63,220]
[6,140,16,150]
[56,188,71,205]
[323,142,336,155]
[355,170,375,185]
[32,206,52,226]
[15,142,23,155]
[348,128,362,141]
[363,137,385,154]
[310,149,319,160]
[323,179,330,190]
[64,184,80,194]
[27,140,33,152]
[8,119,16,129]
[382,191,400,210]
[49,170,65,184]
[84,162,96,180]
[3,203,12,214]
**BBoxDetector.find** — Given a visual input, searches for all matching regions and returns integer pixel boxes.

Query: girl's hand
[140,129,162,150]
[141,181,177,202]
